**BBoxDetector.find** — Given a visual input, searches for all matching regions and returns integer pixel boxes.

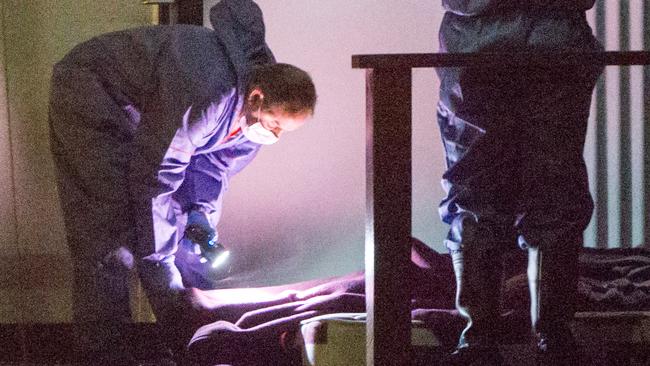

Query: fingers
[295,293,365,312]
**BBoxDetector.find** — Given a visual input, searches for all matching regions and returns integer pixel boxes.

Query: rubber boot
[444,247,504,366]
[527,245,580,366]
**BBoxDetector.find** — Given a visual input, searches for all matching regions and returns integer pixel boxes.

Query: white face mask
[239,114,279,145]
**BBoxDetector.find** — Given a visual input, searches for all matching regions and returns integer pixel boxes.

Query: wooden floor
[0,323,168,365]
[1,364,82,366]
[1,321,649,366]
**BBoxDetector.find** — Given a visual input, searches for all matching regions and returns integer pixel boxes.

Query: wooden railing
[352,50,650,366]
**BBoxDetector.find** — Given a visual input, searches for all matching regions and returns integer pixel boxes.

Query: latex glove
[184,210,217,248]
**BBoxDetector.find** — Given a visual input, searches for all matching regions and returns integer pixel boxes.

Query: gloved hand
[184,210,217,248]
[183,210,230,271]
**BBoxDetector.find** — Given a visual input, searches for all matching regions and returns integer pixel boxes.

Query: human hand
[294,271,365,300]
[184,210,216,248]
[295,293,366,313]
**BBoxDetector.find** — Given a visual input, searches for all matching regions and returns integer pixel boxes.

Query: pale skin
[183,271,365,325]
[181,242,435,324]
[241,88,311,137]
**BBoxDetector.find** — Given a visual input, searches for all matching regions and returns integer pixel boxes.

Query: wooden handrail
[352,51,650,69]
[355,51,650,366]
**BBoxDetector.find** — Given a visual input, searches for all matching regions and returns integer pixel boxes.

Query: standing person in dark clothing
[48,0,316,364]
[436,1,602,364]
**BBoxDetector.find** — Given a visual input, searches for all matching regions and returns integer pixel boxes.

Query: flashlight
[184,224,230,269]
[200,241,230,269]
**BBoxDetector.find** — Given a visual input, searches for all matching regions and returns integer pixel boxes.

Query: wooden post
[643,1,650,245]
[595,1,609,248]
[147,0,203,25]
[364,68,413,366]
[619,0,632,248]
[176,0,204,25]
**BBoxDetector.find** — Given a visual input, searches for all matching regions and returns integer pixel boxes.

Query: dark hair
[246,63,317,116]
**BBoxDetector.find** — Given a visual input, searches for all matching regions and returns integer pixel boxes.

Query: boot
[443,344,504,366]
[527,244,580,366]
[444,247,504,366]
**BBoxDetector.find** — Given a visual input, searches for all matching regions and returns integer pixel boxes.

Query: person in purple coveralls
[436,0,602,365]
[48,0,316,364]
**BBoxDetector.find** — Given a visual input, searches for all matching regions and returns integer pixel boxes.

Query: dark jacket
[442,0,596,16]
[438,0,601,112]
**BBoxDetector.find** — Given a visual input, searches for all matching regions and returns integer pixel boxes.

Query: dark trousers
[437,64,602,348]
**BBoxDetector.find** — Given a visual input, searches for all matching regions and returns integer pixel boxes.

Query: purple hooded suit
[49,0,273,328]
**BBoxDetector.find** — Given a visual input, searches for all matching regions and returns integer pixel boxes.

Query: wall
[583,0,649,249]
[0,0,646,324]
[209,0,650,289]
[203,0,446,286]
[0,0,446,324]
[0,0,152,323]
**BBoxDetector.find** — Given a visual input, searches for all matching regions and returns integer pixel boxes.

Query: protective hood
[443,0,596,16]
[209,0,276,90]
